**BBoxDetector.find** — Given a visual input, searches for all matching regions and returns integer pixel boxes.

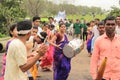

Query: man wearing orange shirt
[90,16,120,80]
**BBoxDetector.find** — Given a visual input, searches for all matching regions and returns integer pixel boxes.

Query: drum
[63,38,84,58]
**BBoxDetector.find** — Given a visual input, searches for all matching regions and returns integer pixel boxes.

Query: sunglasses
[105,23,116,26]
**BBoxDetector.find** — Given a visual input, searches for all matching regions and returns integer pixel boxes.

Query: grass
[0,37,10,41]
[41,18,49,22]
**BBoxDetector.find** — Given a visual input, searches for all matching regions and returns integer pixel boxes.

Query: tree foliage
[22,0,104,17]
[0,0,26,35]
[108,7,120,17]
[0,0,109,36]
[22,0,47,16]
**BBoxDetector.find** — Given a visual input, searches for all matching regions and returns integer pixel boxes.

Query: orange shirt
[90,33,120,80]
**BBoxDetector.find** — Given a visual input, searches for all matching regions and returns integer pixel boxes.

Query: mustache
[106,29,115,34]
[106,28,115,31]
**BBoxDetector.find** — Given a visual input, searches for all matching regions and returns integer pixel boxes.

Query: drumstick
[96,57,107,80]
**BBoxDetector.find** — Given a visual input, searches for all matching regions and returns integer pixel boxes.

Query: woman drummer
[49,22,71,80]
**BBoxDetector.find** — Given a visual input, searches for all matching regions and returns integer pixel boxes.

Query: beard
[106,28,115,38]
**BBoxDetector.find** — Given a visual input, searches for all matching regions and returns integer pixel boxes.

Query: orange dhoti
[30,64,38,80]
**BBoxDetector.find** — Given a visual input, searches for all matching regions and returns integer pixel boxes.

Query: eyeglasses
[105,23,116,26]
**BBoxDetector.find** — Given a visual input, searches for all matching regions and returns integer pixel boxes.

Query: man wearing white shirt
[92,18,100,37]
[91,22,105,53]
[115,16,120,35]
[48,17,57,33]
[32,16,42,35]
[4,20,47,80]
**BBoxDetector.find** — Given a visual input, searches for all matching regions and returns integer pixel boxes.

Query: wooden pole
[96,57,107,80]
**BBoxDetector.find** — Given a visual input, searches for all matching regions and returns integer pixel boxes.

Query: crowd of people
[0,15,120,80]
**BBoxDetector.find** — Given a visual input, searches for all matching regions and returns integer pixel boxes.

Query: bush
[0,33,6,38]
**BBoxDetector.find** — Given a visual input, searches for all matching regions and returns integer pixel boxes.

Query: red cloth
[40,30,54,68]
[40,45,54,68]
[0,76,4,80]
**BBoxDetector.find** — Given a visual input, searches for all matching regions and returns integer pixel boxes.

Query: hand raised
[36,43,48,56]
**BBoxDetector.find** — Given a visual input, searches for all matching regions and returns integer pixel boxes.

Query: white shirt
[116,25,120,35]
[37,27,42,35]
[4,39,28,80]
[92,25,99,37]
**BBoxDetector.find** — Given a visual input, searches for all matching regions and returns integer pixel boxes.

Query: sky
[48,0,120,10]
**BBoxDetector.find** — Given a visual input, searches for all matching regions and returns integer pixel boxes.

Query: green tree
[108,7,120,17]
[22,0,47,16]
[0,0,26,35]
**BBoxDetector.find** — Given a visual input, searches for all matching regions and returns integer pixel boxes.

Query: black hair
[9,23,17,37]
[86,22,90,27]
[43,23,49,26]
[104,16,116,24]
[116,15,120,22]
[33,16,40,22]
[90,20,95,24]
[32,26,38,30]
[95,18,100,21]
[41,21,46,24]
[49,24,55,29]
[48,17,54,20]
[58,21,64,25]
[17,20,32,36]
[59,22,65,28]
[40,32,47,42]
[76,19,79,21]
[98,22,104,27]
